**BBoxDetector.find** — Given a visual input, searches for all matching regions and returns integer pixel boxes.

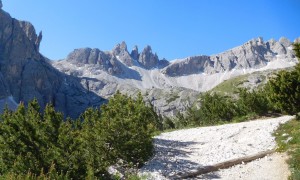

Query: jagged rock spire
[113,41,128,54]
[130,45,139,60]
[0,0,3,9]
[35,31,43,51]
[138,45,159,69]
[112,41,134,66]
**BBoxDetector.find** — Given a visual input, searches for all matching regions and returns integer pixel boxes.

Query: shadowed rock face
[130,45,139,60]
[0,6,105,118]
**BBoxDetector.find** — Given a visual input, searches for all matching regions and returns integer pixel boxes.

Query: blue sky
[2,0,300,60]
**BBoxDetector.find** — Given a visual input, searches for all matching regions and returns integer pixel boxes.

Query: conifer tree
[266,43,300,114]
[100,91,157,165]
[197,93,237,124]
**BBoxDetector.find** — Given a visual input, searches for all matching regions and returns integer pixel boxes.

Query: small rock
[284,137,293,144]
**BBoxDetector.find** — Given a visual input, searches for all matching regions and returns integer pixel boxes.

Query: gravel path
[195,152,290,180]
[139,116,293,179]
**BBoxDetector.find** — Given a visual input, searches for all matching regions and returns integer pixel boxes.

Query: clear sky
[2,0,300,60]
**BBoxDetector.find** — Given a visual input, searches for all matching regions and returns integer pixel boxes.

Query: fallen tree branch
[171,149,275,179]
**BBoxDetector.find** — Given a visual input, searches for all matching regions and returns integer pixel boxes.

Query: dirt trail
[139,116,293,180]
[195,152,290,180]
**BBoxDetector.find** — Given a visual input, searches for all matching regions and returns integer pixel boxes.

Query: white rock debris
[139,116,293,180]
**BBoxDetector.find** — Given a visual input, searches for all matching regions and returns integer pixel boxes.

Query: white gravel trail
[139,116,293,179]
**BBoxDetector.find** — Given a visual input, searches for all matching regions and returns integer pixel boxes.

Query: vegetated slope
[53,37,299,116]
[139,116,293,180]
[0,2,105,118]
[210,67,295,95]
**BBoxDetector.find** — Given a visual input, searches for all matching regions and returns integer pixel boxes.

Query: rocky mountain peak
[279,37,292,47]
[247,37,264,46]
[144,45,152,52]
[138,45,159,69]
[130,45,139,60]
[113,41,128,53]
[0,0,2,9]
[132,45,138,51]
[18,21,43,52]
[112,41,134,66]
[0,9,41,62]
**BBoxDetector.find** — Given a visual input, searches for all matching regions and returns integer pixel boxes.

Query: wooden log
[171,149,275,179]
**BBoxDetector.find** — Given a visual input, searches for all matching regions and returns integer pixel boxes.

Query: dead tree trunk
[171,149,275,179]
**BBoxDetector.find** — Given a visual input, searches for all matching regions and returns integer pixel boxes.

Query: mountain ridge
[60,36,298,76]
[53,36,298,116]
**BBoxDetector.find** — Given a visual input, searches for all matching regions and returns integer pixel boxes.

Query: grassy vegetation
[210,75,248,95]
[274,119,300,180]
[166,94,180,103]
[210,70,279,95]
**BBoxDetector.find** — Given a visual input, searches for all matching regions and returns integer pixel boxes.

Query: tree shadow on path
[140,138,221,179]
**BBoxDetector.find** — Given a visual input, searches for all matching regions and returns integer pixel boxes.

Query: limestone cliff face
[63,36,296,78]
[161,56,214,76]
[66,47,123,75]
[162,37,296,76]
[0,5,105,118]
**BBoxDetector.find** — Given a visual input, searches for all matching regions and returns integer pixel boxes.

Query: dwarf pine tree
[0,92,159,179]
[99,91,158,165]
[266,43,300,115]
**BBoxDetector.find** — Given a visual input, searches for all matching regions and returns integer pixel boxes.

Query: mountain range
[0,0,299,117]
[53,36,298,116]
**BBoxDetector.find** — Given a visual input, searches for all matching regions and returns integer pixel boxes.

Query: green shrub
[266,43,300,115]
[171,88,274,128]
[99,91,159,165]
[197,93,238,125]
[236,88,271,116]
[266,67,300,115]
[0,92,159,179]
